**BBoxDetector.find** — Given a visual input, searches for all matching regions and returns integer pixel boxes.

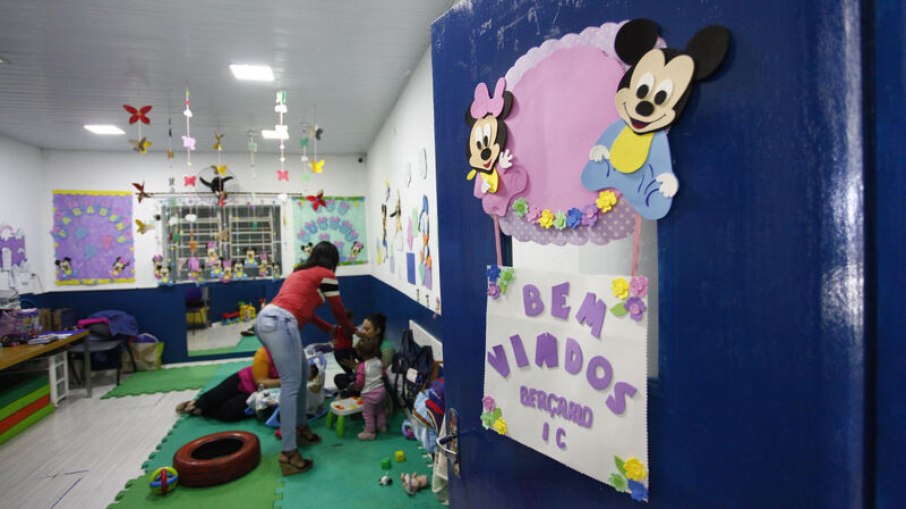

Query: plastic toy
[395,450,406,462]
[379,474,393,486]
[149,466,179,495]
[401,420,415,439]
[239,302,256,321]
[381,457,392,470]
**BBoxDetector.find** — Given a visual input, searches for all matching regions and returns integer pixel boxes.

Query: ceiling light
[230,64,274,81]
[84,124,125,135]
[0,55,9,65]
[261,128,289,140]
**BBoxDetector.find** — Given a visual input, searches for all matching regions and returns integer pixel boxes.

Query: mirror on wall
[184,280,275,357]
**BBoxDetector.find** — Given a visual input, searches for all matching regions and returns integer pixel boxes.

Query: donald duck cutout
[581,19,730,220]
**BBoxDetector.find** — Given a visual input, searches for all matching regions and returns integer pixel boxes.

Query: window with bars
[161,203,282,282]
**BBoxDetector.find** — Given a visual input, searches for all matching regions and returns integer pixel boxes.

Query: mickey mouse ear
[615,19,660,66]
[686,25,731,80]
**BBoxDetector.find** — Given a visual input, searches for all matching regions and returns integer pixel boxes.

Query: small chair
[68,321,136,386]
[326,396,364,437]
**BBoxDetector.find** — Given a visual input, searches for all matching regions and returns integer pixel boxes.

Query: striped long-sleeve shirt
[269,266,357,334]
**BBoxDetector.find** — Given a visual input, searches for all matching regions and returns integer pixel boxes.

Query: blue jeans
[256,304,309,451]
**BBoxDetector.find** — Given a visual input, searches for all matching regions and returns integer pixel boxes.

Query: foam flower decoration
[512,198,529,217]
[184,175,196,187]
[609,473,629,492]
[628,480,648,502]
[625,297,647,321]
[306,191,326,211]
[612,277,630,300]
[130,138,152,153]
[623,458,647,482]
[538,209,555,229]
[310,159,325,174]
[581,204,599,227]
[497,268,514,294]
[487,282,501,299]
[492,418,508,436]
[486,265,501,283]
[566,208,583,228]
[482,395,496,413]
[526,207,542,223]
[182,135,196,151]
[277,170,289,181]
[553,211,567,230]
[630,276,649,298]
[597,190,618,213]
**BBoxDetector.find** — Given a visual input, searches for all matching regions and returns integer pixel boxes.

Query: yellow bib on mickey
[610,127,654,174]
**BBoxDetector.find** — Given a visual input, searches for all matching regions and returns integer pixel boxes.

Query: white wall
[366,50,441,314]
[0,135,44,293]
[30,149,367,291]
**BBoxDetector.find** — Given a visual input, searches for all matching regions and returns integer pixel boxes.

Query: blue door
[432,1,876,507]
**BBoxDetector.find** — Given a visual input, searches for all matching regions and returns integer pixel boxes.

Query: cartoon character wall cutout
[581,19,730,220]
[469,20,731,247]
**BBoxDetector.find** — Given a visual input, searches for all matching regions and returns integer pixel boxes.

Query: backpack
[392,329,435,409]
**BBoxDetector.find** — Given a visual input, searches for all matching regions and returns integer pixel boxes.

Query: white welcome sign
[482,267,650,501]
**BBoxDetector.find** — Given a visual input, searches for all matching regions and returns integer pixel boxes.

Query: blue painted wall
[25,274,440,364]
[873,1,905,506]
[432,1,867,508]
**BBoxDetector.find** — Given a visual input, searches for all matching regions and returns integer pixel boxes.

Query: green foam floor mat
[102,361,248,399]
[189,334,262,357]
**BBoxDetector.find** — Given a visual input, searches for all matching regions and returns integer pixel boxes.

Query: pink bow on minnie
[470,78,507,119]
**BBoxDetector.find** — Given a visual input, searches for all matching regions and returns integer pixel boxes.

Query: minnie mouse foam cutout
[581,19,730,220]
[466,78,515,194]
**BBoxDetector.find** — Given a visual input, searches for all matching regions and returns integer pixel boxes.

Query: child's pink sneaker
[358,431,376,441]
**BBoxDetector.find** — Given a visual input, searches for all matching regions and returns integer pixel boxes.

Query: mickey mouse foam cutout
[111,256,130,277]
[55,257,73,277]
[581,19,730,220]
[466,78,515,194]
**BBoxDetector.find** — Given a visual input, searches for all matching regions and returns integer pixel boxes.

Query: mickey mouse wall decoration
[581,19,730,220]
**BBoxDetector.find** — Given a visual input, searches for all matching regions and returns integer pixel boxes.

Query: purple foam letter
[586,355,613,391]
[510,334,530,368]
[575,292,606,339]
[534,332,559,368]
[486,344,510,378]
[551,281,571,320]
[564,337,584,375]
[523,284,545,317]
[605,382,638,415]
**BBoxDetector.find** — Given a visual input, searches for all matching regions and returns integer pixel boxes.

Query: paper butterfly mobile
[310,159,325,174]
[166,150,175,160]
[305,191,326,211]
[212,133,224,151]
[182,136,196,151]
[210,164,228,176]
[131,181,152,203]
[123,105,152,125]
[277,170,289,181]
[130,138,152,154]
[314,127,324,140]
[184,175,197,187]
[135,219,155,234]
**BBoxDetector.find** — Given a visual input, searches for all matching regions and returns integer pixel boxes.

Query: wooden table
[0,331,94,396]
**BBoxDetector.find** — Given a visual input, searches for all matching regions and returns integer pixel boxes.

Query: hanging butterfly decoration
[166,117,175,161]
[183,87,194,167]
[132,181,152,203]
[184,175,197,187]
[123,105,152,125]
[277,169,289,181]
[306,190,326,211]
[135,219,155,234]
[211,164,228,176]
[310,159,325,174]
[130,138,152,154]
[212,132,224,151]
[124,104,152,154]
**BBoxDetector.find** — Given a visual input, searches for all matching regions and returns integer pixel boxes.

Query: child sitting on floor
[355,337,387,440]
[306,364,325,416]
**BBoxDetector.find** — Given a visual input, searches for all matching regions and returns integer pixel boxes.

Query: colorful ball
[150,466,180,495]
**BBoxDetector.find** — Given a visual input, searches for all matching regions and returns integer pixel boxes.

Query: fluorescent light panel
[230,64,274,81]
[84,124,125,135]
[261,129,289,140]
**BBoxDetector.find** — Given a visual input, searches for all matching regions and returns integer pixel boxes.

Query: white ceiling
[0,0,452,155]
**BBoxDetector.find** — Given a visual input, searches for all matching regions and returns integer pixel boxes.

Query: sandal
[296,425,322,445]
[279,450,314,476]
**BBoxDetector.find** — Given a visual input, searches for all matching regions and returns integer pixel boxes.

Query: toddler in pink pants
[355,338,387,440]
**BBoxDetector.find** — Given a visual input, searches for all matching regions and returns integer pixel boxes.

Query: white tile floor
[186,321,254,353]
[0,363,237,509]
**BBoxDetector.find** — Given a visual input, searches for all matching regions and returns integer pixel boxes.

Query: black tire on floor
[172,431,261,487]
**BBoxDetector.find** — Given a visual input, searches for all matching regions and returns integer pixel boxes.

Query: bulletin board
[293,196,368,266]
[52,190,135,285]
